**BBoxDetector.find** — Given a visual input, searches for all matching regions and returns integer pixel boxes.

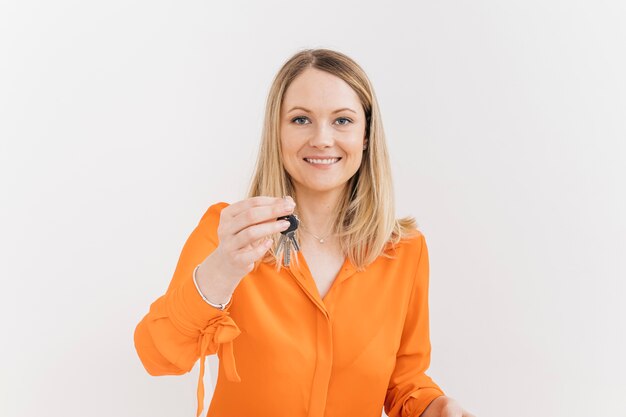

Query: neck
[293,186,345,237]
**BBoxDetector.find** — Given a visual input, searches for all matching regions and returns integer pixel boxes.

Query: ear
[363,136,368,150]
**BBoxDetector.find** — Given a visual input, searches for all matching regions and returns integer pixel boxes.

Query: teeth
[305,158,340,165]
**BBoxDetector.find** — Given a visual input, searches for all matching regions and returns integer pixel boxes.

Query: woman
[134,48,474,417]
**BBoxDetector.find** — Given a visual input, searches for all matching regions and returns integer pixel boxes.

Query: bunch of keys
[275,213,300,267]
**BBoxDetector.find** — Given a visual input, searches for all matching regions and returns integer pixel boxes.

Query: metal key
[276,213,300,267]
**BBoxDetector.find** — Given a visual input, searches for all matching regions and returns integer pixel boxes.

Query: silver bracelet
[192,264,232,310]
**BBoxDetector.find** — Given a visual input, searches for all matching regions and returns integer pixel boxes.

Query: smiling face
[279,67,367,198]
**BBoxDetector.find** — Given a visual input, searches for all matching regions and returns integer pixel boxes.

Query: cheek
[279,137,299,175]
[280,141,299,163]
[342,135,366,155]
[280,130,308,159]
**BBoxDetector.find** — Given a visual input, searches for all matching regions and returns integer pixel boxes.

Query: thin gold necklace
[299,222,334,244]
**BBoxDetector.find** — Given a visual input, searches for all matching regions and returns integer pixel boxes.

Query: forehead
[281,67,362,113]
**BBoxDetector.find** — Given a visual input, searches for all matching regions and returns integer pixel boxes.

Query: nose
[308,123,334,148]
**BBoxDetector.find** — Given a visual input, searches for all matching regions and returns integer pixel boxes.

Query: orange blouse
[134,202,445,417]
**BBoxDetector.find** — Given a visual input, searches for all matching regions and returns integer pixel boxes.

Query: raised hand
[195,196,295,304]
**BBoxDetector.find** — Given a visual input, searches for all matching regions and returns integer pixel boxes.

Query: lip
[302,156,342,160]
[302,157,341,169]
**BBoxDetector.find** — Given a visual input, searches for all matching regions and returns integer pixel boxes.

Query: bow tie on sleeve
[196,314,242,417]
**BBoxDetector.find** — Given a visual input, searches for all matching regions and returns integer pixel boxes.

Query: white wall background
[1,1,624,416]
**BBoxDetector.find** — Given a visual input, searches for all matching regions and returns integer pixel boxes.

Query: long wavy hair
[247,48,418,271]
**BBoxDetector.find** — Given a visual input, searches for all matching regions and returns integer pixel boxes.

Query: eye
[335,117,353,126]
[292,116,310,125]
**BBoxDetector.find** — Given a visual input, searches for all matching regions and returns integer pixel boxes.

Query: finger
[231,218,291,251]
[245,232,274,252]
[235,238,274,266]
[227,199,295,235]
[223,196,290,219]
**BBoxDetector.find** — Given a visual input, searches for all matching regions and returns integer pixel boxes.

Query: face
[279,67,367,197]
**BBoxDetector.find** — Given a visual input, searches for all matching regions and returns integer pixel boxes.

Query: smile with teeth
[304,157,341,165]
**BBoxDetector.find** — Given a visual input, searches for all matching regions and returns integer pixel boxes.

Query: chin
[294,180,349,195]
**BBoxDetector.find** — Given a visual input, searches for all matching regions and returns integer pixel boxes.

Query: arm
[133,203,241,417]
[384,233,446,417]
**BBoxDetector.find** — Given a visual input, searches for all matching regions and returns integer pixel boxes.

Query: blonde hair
[247,48,418,271]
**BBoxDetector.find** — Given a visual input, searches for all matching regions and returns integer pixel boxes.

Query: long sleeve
[384,233,445,417]
[133,202,240,417]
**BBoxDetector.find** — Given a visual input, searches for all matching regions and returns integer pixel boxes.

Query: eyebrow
[286,106,357,115]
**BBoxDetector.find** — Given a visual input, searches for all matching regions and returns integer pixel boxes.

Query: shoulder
[199,201,230,224]
[388,230,430,289]
[195,201,231,244]
[384,228,427,259]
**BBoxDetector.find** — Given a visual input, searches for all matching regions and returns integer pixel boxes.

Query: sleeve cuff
[166,267,233,335]
[404,388,446,417]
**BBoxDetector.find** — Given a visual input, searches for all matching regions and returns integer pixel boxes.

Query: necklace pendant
[319,238,324,244]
